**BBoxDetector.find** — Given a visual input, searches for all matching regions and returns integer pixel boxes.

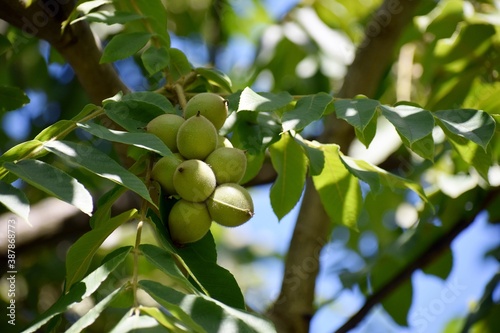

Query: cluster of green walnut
[146,93,254,244]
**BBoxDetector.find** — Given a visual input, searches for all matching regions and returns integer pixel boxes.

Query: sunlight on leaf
[238,87,292,112]
[434,109,496,150]
[0,181,30,224]
[139,280,276,333]
[312,144,362,229]
[340,154,428,204]
[269,132,308,220]
[4,160,93,216]
[22,246,131,333]
[43,140,155,205]
[65,209,137,291]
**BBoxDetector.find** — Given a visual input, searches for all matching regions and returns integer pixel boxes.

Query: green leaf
[269,132,308,220]
[442,126,492,180]
[130,0,169,47]
[89,185,127,229]
[434,109,496,150]
[139,244,197,293]
[101,32,152,63]
[108,312,164,333]
[422,248,453,280]
[122,91,175,113]
[139,280,276,333]
[195,67,233,93]
[141,45,170,75]
[76,0,112,14]
[71,104,102,122]
[240,150,265,184]
[76,122,172,156]
[296,138,325,176]
[0,181,30,223]
[43,141,155,205]
[384,283,412,326]
[231,113,281,154]
[434,23,496,64]
[104,100,167,132]
[426,68,477,111]
[0,140,43,181]
[311,144,362,229]
[0,140,43,164]
[0,86,30,112]
[0,34,11,55]
[334,98,380,131]
[282,92,333,132]
[230,120,262,154]
[147,209,177,253]
[75,11,143,25]
[354,111,378,148]
[65,285,125,333]
[461,272,500,333]
[340,154,428,203]
[175,232,245,309]
[65,209,137,291]
[34,120,75,142]
[168,48,192,81]
[405,134,435,161]
[22,246,132,333]
[380,104,435,146]
[4,160,93,216]
[139,307,206,333]
[238,87,293,112]
[377,264,413,326]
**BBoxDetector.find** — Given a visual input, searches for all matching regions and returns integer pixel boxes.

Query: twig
[334,187,500,333]
[175,83,187,110]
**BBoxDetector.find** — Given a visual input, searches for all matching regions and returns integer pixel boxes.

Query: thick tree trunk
[267,1,423,332]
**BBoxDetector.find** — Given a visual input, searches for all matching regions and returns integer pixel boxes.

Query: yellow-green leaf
[311,144,362,229]
[269,132,308,220]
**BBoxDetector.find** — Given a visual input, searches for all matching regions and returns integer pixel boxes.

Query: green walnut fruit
[205,147,247,184]
[151,154,184,195]
[184,92,228,130]
[207,183,254,227]
[216,135,233,148]
[168,199,212,244]
[173,159,216,202]
[146,114,185,153]
[177,113,218,160]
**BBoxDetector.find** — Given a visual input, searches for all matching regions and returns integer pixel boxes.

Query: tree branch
[334,186,500,333]
[0,0,129,104]
[268,1,423,332]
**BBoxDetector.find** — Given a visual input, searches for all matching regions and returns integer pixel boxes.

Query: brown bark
[0,0,129,104]
[267,1,423,332]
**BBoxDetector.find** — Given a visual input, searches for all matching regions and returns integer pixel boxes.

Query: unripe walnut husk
[205,147,246,184]
[151,154,184,195]
[168,199,211,244]
[207,183,254,227]
[146,114,185,153]
[184,92,228,130]
[176,113,218,160]
[173,159,216,202]
[216,135,233,148]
